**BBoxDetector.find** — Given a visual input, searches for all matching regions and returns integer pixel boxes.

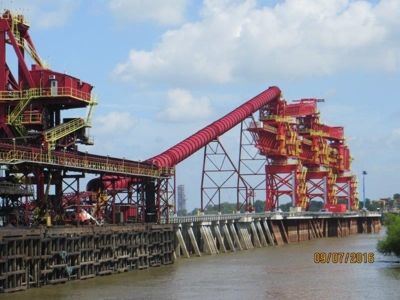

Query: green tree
[279,202,291,212]
[177,209,187,216]
[254,200,264,213]
[308,200,324,212]
[393,194,400,209]
[366,200,381,211]
[377,214,400,257]
[190,208,200,215]
[204,202,238,214]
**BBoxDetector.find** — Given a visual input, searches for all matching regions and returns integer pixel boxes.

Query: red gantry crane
[249,97,358,212]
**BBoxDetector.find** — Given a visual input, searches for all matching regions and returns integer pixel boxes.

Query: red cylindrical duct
[147,86,281,168]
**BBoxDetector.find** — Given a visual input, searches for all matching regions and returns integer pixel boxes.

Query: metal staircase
[43,118,87,150]
[8,90,39,124]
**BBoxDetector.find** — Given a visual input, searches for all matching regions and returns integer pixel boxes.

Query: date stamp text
[313,252,374,264]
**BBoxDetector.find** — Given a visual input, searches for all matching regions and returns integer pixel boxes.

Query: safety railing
[0,146,173,178]
[260,115,296,124]
[20,111,42,124]
[161,211,382,224]
[0,87,93,103]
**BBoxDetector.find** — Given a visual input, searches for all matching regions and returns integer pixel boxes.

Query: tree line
[177,193,400,216]
[378,213,400,257]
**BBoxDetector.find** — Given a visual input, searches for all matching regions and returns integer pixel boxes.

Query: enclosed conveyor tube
[88,86,281,191]
[147,86,281,168]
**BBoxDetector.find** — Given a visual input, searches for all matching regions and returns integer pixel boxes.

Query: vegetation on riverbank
[378,213,400,257]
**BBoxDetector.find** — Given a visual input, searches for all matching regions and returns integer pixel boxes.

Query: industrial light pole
[362,171,367,209]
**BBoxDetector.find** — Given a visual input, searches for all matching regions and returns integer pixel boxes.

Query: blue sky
[3,0,400,210]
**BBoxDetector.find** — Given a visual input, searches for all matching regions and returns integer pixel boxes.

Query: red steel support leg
[306,170,328,210]
[112,180,116,224]
[265,163,307,211]
[0,24,5,90]
[335,175,358,210]
[201,139,251,213]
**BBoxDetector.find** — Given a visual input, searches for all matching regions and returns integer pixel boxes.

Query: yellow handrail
[0,148,174,178]
[0,87,93,103]
[44,118,86,143]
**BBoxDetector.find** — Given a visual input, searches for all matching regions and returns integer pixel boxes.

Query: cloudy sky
[3,0,400,210]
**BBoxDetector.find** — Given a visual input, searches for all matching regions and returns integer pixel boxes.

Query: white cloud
[113,0,400,86]
[2,0,78,29]
[108,0,187,26]
[388,128,400,146]
[158,88,212,122]
[94,111,137,134]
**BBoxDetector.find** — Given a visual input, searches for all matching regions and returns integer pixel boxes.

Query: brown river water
[2,229,399,300]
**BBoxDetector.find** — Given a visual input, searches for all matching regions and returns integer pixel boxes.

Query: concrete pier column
[256,220,268,246]
[222,222,235,252]
[213,222,227,253]
[262,219,275,245]
[200,223,218,255]
[313,220,323,238]
[175,240,180,259]
[270,221,284,245]
[229,222,243,251]
[237,223,249,250]
[236,223,249,250]
[187,224,201,257]
[206,226,219,254]
[175,226,190,258]
[250,221,262,248]
[200,225,212,254]
[237,222,254,250]
[279,220,289,243]
[309,220,316,239]
[337,219,342,237]
[323,219,328,237]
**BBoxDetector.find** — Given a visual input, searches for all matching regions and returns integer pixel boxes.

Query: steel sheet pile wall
[0,224,173,293]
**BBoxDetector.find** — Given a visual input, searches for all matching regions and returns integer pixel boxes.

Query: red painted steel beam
[1,17,35,88]
[147,86,281,168]
[0,21,6,90]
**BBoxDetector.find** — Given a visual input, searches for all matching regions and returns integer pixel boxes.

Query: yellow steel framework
[10,13,47,68]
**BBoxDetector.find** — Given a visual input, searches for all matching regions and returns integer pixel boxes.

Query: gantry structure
[0,11,357,227]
